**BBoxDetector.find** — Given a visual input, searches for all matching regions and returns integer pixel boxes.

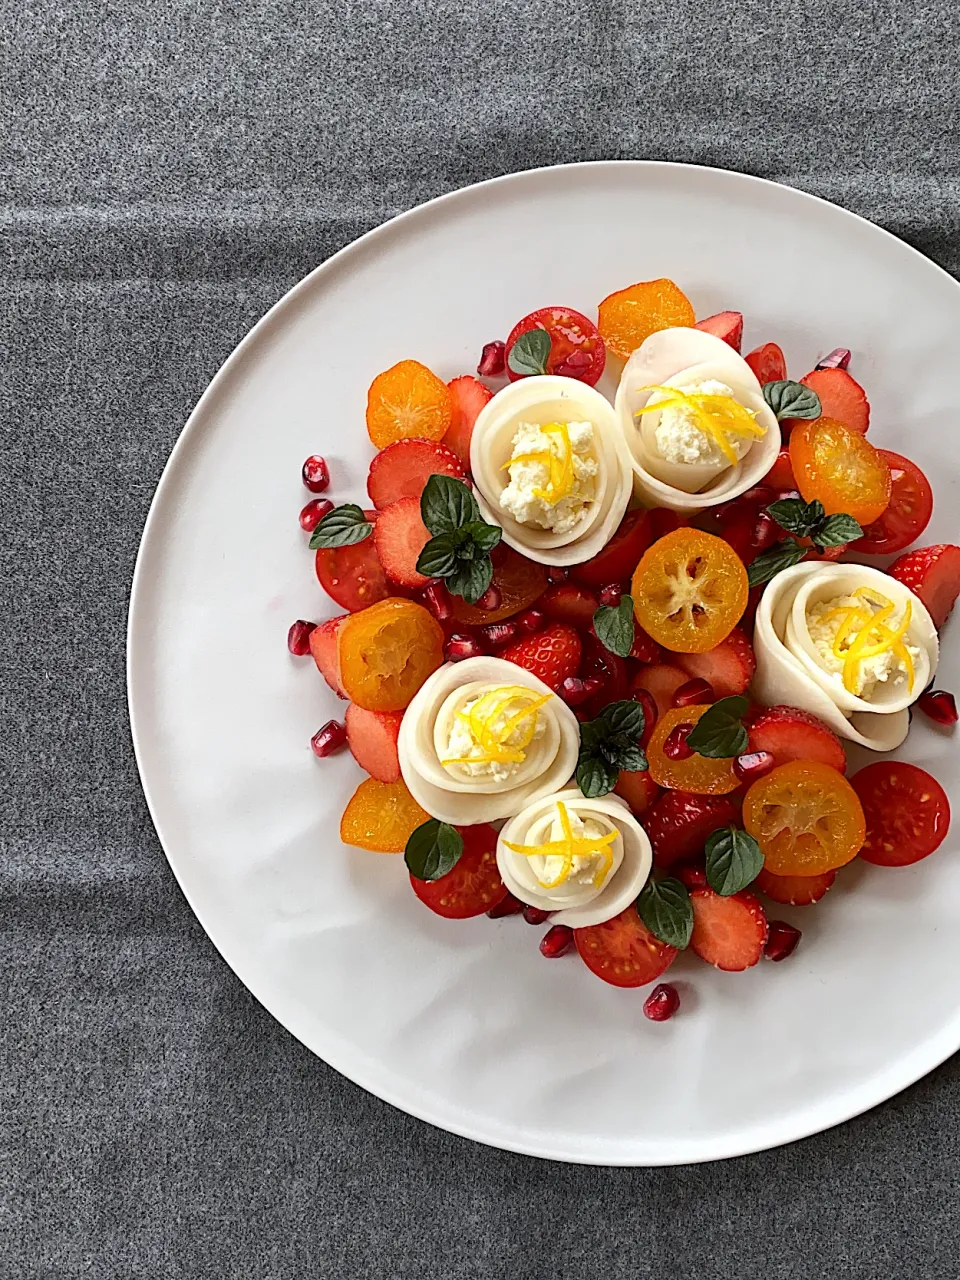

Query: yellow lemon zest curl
[505,800,618,890]
[440,686,552,767]
[635,386,765,465]
[503,422,577,504]
[817,586,915,695]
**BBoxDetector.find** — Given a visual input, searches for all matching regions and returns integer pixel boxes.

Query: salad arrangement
[289,283,956,1022]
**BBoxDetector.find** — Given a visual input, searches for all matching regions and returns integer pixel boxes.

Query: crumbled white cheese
[650,379,754,467]
[500,420,598,534]
[443,694,546,781]
[806,593,921,698]
[533,809,611,888]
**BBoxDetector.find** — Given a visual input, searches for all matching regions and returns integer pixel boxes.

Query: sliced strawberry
[799,367,870,434]
[309,615,348,697]
[630,664,690,718]
[643,791,740,869]
[443,375,493,468]
[690,888,768,971]
[673,628,756,698]
[888,544,960,629]
[630,624,662,665]
[614,769,661,817]
[754,866,836,906]
[500,623,581,693]
[694,310,743,352]
[373,497,431,588]
[747,705,847,773]
[762,446,797,491]
[540,582,599,631]
[344,704,403,783]
[367,438,464,510]
[744,342,786,384]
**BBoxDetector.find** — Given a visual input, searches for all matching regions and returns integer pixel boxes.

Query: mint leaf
[416,533,460,579]
[576,701,648,797]
[404,819,464,881]
[598,700,646,739]
[576,753,617,799]
[460,521,502,555]
[309,504,374,549]
[767,497,824,538]
[636,877,693,950]
[685,695,749,759]
[747,538,809,587]
[507,328,551,376]
[447,556,493,605]
[813,513,862,549]
[705,827,764,896]
[420,474,480,536]
[593,596,635,659]
[762,380,821,421]
[614,741,648,773]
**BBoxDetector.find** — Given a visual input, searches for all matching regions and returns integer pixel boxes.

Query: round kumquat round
[366,359,453,448]
[597,278,695,360]
[647,705,739,795]
[789,416,891,525]
[631,528,748,654]
[742,760,866,876]
[338,597,444,711]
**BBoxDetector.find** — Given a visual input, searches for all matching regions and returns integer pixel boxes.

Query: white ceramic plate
[128,161,960,1165]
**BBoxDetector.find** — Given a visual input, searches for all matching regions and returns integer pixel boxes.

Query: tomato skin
[853,762,950,867]
[505,307,606,387]
[410,825,507,918]
[744,342,787,385]
[314,511,391,612]
[574,906,677,988]
[572,509,654,588]
[852,451,933,556]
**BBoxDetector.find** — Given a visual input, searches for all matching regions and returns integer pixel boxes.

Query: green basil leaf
[420,474,480,536]
[416,532,460,579]
[507,328,551,377]
[404,819,464,881]
[593,596,635,659]
[705,826,764,896]
[460,520,503,555]
[636,877,693,950]
[685,695,749,759]
[599,700,646,740]
[447,556,493,605]
[576,751,617,799]
[766,497,824,538]
[746,538,809,588]
[813,513,862,549]
[308,503,374,549]
[762,379,822,421]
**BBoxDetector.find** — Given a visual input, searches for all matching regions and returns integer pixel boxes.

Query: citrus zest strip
[504,800,618,890]
[503,421,577,504]
[817,586,914,694]
[440,686,552,766]
[635,386,765,465]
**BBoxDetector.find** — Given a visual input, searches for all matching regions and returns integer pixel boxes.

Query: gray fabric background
[4,1,960,1276]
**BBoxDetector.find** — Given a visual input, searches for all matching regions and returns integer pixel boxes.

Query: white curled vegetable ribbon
[469,375,633,567]
[614,327,781,512]
[397,657,580,825]
[497,787,653,928]
[753,561,938,751]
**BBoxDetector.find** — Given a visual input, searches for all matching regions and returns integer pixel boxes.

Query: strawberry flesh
[689,888,768,971]
[309,615,348,697]
[345,704,403,783]
[747,704,847,773]
[888,543,960,629]
[673,628,755,698]
[367,438,464,509]
[694,310,743,352]
[500,623,582,693]
[643,791,740,869]
[443,375,493,468]
[373,497,432,588]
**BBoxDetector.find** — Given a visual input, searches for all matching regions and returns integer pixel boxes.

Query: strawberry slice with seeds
[754,866,836,906]
[746,705,847,773]
[694,310,743,351]
[500,623,582,693]
[309,615,348,697]
[373,497,432,588]
[643,791,740,869]
[630,664,690,718]
[443,375,494,468]
[888,543,960,629]
[367,438,464,509]
[798,367,870,434]
[540,582,599,631]
[689,887,768,971]
[345,704,404,783]
[673,628,756,698]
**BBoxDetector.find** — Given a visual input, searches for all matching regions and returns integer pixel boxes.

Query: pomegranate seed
[516,607,546,634]
[753,511,780,552]
[663,723,694,761]
[765,920,801,962]
[299,497,333,532]
[917,689,958,727]
[673,677,714,708]
[311,720,347,757]
[522,905,552,926]
[815,347,852,371]
[487,892,524,918]
[734,750,777,783]
[678,864,707,890]
[301,454,330,493]
[553,349,592,378]
[477,340,506,377]
[598,583,623,608]
[480,621,518,647]
[560,677,590,706]
[476,584,502,612]
[444,633,485,662]
[643,983,680,1022]
[630,627,661,664]
[546,566,569,584]
[287,619,317,656]
[422,580,453,622]
[539,924,574,958]
[633,689,659,746]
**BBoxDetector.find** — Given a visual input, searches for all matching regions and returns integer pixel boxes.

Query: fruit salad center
[440,685,551,782]
[638,381,765,467]
[504,800,618,890]
[500,420,598,534]
[806,587,919,697]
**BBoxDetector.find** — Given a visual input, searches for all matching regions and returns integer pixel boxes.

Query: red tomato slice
[572,509,654,588]
[853,762,950,866]
[851,451,933,556]
[314,511,391,612]
[574,906,677,988]
[506,307,606,386]
[410,824,507,918]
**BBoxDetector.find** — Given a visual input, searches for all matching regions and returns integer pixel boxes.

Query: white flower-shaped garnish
[614,328,781,511]
[398,657,580,825]
[497,787,653,927]
[753,561,939,750]
[470,375,632,566]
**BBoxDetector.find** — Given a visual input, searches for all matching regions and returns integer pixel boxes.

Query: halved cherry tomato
[448,546,548,625]
[597,278,695,360]
[789,417,891,525]
[505,307,606,386]
[754,866,836,905]
[631,528,748,654]
[743,761,866,876]
[851,451,933,556]
[410,825,507,918]
[744,342,787,384]
[647,705,740,795]
[338,597,444,711]
[853,762,950,866]
[315,511,391,612]
[572,509,654,588]
[762,446,797,491]
[574,906,677,988]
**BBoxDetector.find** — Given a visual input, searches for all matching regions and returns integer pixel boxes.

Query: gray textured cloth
[4,1,960,1275]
